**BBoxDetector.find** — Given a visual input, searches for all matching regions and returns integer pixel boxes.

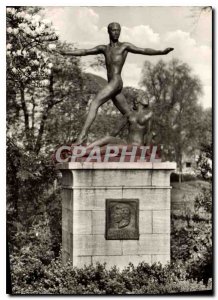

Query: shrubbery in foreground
[10,254,212,295]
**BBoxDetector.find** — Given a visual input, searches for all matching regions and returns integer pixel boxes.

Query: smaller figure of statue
[87,92,154,148]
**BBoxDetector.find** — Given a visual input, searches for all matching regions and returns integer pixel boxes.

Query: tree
[140,59,204,176]
[6,7,57,88]
[189,6,212,26]
[7,6,57,151]
[6,7,85,154]
[6,7,83,257]
[32,41,84,153]
[197,141,212,181]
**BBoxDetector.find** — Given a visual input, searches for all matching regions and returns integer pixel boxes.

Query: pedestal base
[57,162,176,269]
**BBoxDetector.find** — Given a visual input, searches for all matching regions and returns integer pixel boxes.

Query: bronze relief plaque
[106,199,139,240]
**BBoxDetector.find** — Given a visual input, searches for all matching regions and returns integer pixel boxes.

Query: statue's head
[111,204,131,228]
[133,91,149,111]
[107,22,121,41]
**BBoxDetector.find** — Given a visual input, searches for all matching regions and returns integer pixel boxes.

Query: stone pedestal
[57,162,176,269]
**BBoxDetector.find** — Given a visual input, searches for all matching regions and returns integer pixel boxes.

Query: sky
[44,6,212,108]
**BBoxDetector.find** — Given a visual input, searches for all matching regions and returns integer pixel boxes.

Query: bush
[7,138,62,257]
[171,183,212,285]
[10,257,212,295]
[197,143,212,180]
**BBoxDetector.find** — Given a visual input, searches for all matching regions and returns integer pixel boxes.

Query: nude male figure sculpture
[62,22,174,144]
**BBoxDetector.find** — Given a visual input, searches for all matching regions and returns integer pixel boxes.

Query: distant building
[178,150,200,175]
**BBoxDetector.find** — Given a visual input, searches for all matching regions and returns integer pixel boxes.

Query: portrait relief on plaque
[106,199,139,240]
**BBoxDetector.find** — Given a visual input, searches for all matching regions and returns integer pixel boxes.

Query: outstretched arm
[126,43,174,56]
[145,119,152,144]
[60,45,105,56]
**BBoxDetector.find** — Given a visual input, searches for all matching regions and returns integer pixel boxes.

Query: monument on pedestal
[57,161,176,269]
[56,22,176,269]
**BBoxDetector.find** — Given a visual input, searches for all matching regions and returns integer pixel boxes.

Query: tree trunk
[20,85,29,132]
[179,153,183,184]
[20,85,34,151]
[34,106,51,154]
[34,73,54,154]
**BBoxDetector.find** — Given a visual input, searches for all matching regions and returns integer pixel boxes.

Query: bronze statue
[61,22,174,144]
[87,93,153,148]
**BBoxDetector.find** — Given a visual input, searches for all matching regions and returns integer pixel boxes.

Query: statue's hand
[59,50,67,56]
[163,47,174,55]
[52,49,64,56]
